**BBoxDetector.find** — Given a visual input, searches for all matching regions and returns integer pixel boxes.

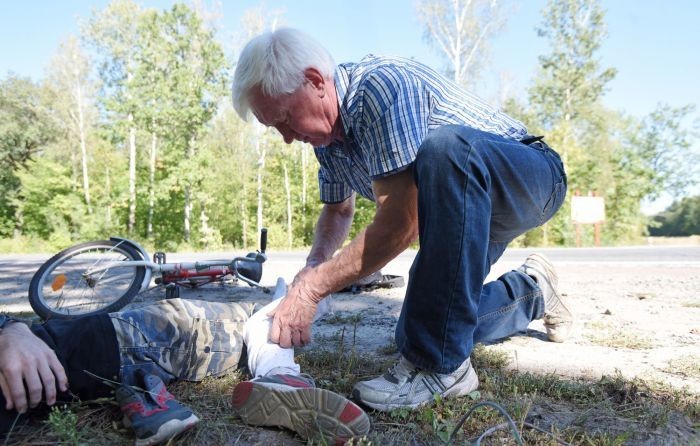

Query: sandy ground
[309,255,700,395]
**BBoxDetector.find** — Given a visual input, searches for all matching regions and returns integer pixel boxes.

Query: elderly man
[0,280,369,444]
[231,28,572,411]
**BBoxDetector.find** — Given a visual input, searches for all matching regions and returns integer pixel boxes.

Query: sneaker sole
[232,381,370,444]
[525,253,559,288]
[526,253,573,342]
[134,413,199,446]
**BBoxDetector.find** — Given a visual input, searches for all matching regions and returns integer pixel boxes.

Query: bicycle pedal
[165,283,180,299]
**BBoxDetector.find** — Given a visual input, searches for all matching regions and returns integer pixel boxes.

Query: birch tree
[85,0,143,235]
[417,0,507,88]
[46,36,97,214]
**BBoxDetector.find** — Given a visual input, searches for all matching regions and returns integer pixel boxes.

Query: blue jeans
[395,126,567,373]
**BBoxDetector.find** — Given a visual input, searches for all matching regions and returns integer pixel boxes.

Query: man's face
[249,69,339,147]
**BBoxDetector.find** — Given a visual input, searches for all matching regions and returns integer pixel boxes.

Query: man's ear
[304,68,326,97]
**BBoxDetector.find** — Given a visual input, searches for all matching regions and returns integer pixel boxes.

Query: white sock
[244,277,333,377]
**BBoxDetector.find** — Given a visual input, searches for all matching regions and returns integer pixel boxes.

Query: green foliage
[46,404,80,445]
[0,75,58,237]
[530,0,616,129]
[14,158,88,241]
[649,196,700,236]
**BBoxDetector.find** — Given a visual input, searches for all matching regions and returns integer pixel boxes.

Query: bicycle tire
[28,240,147,320]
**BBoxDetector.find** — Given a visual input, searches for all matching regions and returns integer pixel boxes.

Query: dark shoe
[352,356,478,411]
[340,271,405,293]
[518,253,573,342]
[116,373,199,446]
[232,373,370,444]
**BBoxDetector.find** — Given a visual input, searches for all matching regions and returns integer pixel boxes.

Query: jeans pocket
[540,178,567,225]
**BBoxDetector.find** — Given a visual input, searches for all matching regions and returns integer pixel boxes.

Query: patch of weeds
[322,312,362,325]
[484,368,592,404]
[375,341,398,356]
[46,405,80,445]
[299,326,392,396]
[585,321,656,349]
[665,355,700,379]
[471,343,510,370]
[681,300,700,308]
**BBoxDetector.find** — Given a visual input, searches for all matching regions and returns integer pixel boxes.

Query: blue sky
[1,0,698,211]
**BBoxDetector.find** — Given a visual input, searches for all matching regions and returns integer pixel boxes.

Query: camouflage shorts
[110,299,255,386]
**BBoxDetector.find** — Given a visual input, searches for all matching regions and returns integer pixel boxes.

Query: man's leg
[110,298,253,445]
[1,315,120,436]
[397,126,566,372]
[232,279,371,443]
[110,298,253,384]
[354,126,567,410]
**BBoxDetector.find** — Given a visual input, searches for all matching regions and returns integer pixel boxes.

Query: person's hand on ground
[0,322,68,413]
[268,266,321,348]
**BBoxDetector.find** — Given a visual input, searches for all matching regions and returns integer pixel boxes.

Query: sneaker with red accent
[116,373,199,446]
[232,373,370,444]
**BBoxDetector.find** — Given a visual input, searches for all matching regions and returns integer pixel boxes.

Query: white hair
[232,28,336,120]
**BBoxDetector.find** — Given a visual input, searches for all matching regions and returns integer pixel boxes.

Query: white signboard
[571,196,605,224]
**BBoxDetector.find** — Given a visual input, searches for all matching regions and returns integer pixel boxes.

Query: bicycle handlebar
[260,228,267,253]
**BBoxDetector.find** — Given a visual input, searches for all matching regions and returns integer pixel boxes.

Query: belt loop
[521,135,545,145]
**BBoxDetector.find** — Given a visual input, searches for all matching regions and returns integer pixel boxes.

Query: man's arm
[305,194,356,267]
[313,168,418,293]
[0,322,68,413]
[269,168,418,347]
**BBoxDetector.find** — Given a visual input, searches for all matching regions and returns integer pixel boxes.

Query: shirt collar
[334,63,353,142]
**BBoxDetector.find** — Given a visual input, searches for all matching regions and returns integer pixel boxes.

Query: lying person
[0,279,369,444]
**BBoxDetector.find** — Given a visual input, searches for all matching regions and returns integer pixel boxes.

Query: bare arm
[312,168,419,294]
[305,194,356,267]
[0,322,68,413]
[269,168,418,347]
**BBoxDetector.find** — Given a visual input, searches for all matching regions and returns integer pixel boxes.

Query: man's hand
[0,322,68,413]
[268,267,321,348]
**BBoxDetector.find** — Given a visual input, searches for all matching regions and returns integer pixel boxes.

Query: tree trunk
[183,137,196,243]
[255,136,266,236]
[75,82,92,214]
[147,131,157,239]
[127,114,137,236]
[105,166,112,227]
[200,208,210,249]
[241,181,248,249]
[283,162,292,248]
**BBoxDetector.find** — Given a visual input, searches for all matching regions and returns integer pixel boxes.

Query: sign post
[571,191,605,247]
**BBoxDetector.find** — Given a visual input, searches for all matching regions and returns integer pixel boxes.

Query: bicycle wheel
[28,240,147,320]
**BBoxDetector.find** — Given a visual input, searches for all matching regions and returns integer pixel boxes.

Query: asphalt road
[2,245,698,314]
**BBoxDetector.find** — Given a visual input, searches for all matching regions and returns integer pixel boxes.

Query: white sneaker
[518,253,573,342]
[351,356,478,411]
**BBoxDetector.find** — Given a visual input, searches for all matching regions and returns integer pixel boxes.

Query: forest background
[1,0,698,254]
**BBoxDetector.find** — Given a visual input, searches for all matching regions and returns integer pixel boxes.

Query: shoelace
[388,357,418,381]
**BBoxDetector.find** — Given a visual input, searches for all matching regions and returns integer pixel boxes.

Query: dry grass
[2,336,698,445]
[585,321,657,350]
[665,355,700,379]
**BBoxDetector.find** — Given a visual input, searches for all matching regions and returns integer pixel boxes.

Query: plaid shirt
[314,55,528,203]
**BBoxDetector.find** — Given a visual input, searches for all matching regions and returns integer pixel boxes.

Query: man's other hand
[268,267,320,347]
[0,322,68,413]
